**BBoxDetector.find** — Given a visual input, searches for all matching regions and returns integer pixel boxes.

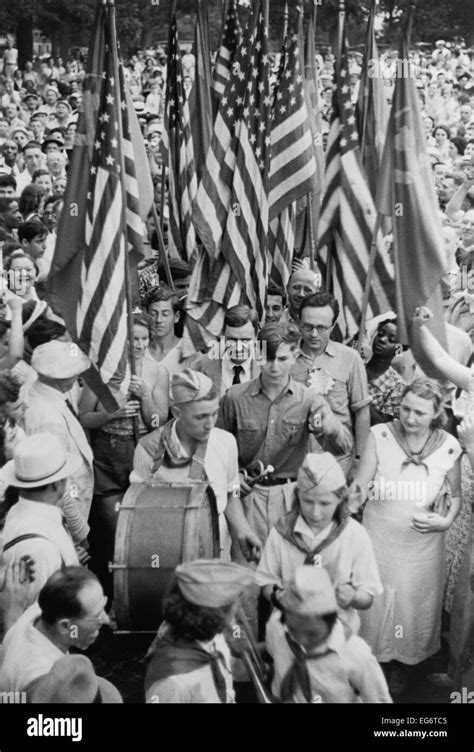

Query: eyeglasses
[301,323,333,334]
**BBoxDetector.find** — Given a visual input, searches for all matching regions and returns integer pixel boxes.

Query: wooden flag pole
[307,192,316,271]
[107,0,139,444]
[283,2,289,41]
[151,201,175,292]
[357,211,382,355]
[359,0,377,161]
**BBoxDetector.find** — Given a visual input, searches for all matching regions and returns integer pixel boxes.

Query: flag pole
[151,202,175,291]
[357,212,382,354]
[359,0,377,160]
[107,0,139,444]
[283,2,289,41]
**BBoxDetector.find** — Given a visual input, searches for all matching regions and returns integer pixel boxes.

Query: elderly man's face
[287,270,321,311]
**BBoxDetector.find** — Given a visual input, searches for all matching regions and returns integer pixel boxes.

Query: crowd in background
[0,31,472,705]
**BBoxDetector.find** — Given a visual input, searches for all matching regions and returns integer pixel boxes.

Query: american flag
[163,9,197,261]
[192,1,272,317]
[76,39,132,392]
[212,0,241,106]
[317,40,394,341]
[268,33,316,288]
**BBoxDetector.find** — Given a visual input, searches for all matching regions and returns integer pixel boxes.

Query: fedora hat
[29,655,123,703]
[0,433,82,488]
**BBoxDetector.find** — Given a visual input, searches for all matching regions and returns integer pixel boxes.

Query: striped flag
[376,24,447,378]
[211,0,241,115]
[48,2,145,410]
[317,40,394,341]
[163,7,197,261]
[356,0,389,199]
[268,33,316,288]
[192,0,272,317]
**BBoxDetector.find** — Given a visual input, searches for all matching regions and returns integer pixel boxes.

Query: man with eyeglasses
[188,305,261,398]
[291,293,371,478]
[0,566,115,699]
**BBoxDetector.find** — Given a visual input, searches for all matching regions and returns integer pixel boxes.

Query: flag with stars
[317,39,394,341]
[48,1,146,411]
[163,7,197,262]
[376,26,447,378]
[211,0,241,116]
[268,32,316,288]
[192,0,272,317]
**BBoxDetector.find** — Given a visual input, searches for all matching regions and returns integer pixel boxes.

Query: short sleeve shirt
[291,340,371,429]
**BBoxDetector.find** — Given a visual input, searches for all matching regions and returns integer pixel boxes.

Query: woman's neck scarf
[387,419,446,474]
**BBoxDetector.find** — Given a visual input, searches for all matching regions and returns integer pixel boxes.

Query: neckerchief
[140,419,209,480]
[144,633,228,703]
[387,420,446,475]
[280,632,314,703]
[274,502,349,564]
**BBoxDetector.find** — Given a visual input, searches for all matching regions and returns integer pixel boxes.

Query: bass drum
[112,480,220,632]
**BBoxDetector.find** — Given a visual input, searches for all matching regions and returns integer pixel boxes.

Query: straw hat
[29,655,123,703]
[0,433,82,488]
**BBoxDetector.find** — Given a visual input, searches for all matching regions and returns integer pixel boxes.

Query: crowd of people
[0,31,472,705]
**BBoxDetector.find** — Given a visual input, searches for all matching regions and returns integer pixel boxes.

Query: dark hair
[433,124,450,138]
[224,304,258,333]
[401,378,447,428]
[258,322,299,359]
[145,284,179,313]
[267,284,287,307]
[22,140,42,154]
[0,197,19,213]
[0,370,21,405]
[157,257,190,281]
[19,186,45,220]
[26,318,66,349]
[18,219,47,244]
[38,567,100,626]
[0,173,16,190]
[32,168,52,182]
[299,292,340,324]
[163,582,231,642]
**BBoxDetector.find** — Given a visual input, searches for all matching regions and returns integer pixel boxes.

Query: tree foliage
[0,0,470,63]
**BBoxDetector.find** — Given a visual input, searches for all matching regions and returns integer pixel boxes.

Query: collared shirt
[293,516,335,549]
[291,340,371,431]
[221,357,252,392]
[266,614,392,703]
[0,603,65,694]
[1,498,79,611]
[217,376,349,477]
[256,516,383,633]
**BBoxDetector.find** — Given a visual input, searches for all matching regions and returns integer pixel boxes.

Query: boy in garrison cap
[266,566,391,703]
[144,560,253,703]
[131,368,260,560]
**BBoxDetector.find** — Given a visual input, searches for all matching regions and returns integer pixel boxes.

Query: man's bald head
[287,269,322,315]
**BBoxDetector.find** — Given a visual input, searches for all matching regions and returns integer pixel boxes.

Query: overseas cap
[175,559,254,607]
[297,452,346,495]
[281,566,338,616]
[171,368,213,404]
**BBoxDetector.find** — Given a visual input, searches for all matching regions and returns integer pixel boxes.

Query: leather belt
[257,476,296,487]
